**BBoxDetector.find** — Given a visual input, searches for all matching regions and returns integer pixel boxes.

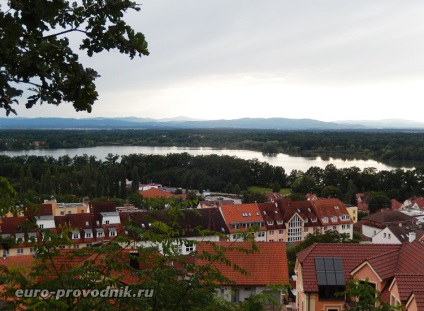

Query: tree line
[1,152,423,205]
[2,129,424,164]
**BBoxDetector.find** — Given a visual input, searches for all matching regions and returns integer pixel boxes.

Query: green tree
[0,0,149,115]
[0,176,17,215]
[321,185,342,199]
[336,278,399,311]
[0,205,262,310]
[367,193,391,214]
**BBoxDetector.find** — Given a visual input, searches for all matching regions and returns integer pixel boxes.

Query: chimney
[409,231,416,243]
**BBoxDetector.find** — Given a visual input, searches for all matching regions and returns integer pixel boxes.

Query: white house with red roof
[219,204,267,242]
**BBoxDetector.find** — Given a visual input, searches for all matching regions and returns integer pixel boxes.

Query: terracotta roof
[310,199,353,226]
[396,240,424,274]
[278,199,319,227]
[196,242,289,286]
[220,204,265,233]
[362,209,415,225]
[390,199,404,211]
[385,225,424,243]
[0,255,34,268]
[393,274,424,302]
[407,290,424,310]
[257,202,285,230]
[296,243,401,292]
[139,188,185,199]
[365,249,399,280]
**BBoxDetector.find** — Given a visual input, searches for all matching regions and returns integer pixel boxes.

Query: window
[185,245,194,253]
[105,220,110,224]
[279,230,284,235]
[258,232,265,237]
[324,226,328,231]
[322,217,328,223]
[60,211,64,215]
[85,232,92,238]
[17,248,24,255]
[333,226,337,230]
[288,214,302,242]
[39,224,44,229]
[384,233,387,238]
[58,245,65,249]
[109,231,116,237]
[304,227,309,232]
[269,239,274,242]
[347,224,351,229]
[267,220,274,225]
[278,238,284,242]
[388,234,391,239]
[74,244,79,249]
[269,230,274,235]
[72,232,79,239]
[231,223,239,230]
[30,248,35,254]
[342,225,346,230]
[276,220,283,225]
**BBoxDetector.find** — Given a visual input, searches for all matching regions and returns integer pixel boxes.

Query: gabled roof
[220,204,265,233]
[139,188,185,199]
[391,274,424,302]
[278,199,319,227]
[406,290,424,310]
[390,199,404,211]
[310,199,353,226]
[257,202,285,229]
[384,225,424,243]
[196,242,289,286]
[362,209,415,226]
[296,243,401,292]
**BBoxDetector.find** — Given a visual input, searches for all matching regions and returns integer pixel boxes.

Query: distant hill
[0,117,423,130]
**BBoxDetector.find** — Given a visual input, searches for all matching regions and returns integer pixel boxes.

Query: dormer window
[267,220,274,225]
[72,230,80,239]
[304,218,308,223]
[276,220,283,225]
[322,217,328,223]
[312,218,317,222]
[334,206,339,210]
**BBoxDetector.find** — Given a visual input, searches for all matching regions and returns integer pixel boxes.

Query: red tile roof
[139,188,186,199]
[407,290,424,310]
[196,242,289,285]
[220,204,265,233]
[297,243,401,292]
[310,199,353,226]
[393,274,424,302]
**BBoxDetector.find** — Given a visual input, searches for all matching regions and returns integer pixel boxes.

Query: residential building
[195,241,290,305]
[358,209,416,238]
[295,240,424,311]
[219,204,267,242]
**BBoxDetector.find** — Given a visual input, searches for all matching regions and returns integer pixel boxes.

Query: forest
[1,150,423,206]
[1,129,424,165]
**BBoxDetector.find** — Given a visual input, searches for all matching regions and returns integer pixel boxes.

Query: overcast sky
[9,0,424,122]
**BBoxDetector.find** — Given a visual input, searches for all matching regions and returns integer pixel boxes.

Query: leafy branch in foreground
[0,0,149,115]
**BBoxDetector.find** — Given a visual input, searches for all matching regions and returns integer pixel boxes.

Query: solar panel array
[315,257,345,286]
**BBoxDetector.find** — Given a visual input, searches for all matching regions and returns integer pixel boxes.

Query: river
[0,145,412,173]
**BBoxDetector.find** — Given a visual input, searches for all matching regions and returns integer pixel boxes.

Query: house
[257,202,285,242]
[139,188,186,200]
[219,204,267,242]
[358,209,416,238]
[295,240,424,311]
[195,241,290,305]
[372,224,424,244]
[276,198,354,242]
[120,207,230,254]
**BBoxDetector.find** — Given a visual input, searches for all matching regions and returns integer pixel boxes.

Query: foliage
[366,192,391,214]
[336,278,399,311]
[241,190,267,204]
[0,0,149,115]
[0,176,17,215]
[0,205,268,310]
[321,185,342,199]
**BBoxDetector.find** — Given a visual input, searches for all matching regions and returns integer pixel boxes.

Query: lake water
[0,145,412,173]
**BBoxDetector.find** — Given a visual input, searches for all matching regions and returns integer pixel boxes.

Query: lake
[0,145,412,173]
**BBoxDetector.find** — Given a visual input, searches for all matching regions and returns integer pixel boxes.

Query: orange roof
[196,242,289,286]
[220,204,265,233]
[139,188,186,199]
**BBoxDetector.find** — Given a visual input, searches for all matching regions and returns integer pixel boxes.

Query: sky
[8,0,424,122]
